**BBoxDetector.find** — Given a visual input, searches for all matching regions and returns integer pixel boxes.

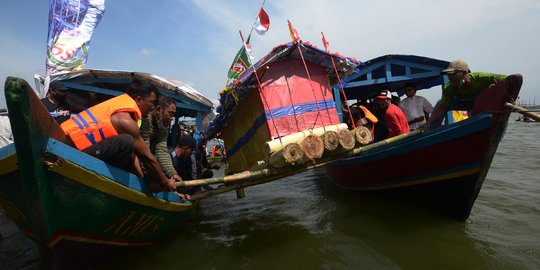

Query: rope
[252,66,284,146]
[329,57,356,129]
[286,83,301,132]
[296,43,329,132]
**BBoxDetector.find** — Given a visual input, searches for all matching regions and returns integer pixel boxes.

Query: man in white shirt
[399,83,433,130]
[0,109,13,148]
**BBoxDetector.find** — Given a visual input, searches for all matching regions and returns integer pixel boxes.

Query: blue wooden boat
[324,55,522,220]
[0,70,214,269]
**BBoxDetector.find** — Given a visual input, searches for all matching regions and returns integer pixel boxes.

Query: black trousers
[83,134,135,172]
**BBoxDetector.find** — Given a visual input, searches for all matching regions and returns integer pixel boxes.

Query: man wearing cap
[374,90,410,138]
[41,80,85,124]
[420,60,506,130]
[399,82,433,130]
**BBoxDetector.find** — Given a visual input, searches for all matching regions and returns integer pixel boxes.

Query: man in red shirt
[374,90,410,138]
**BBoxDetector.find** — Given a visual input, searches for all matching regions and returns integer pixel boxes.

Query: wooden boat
[202,44,522,221]
[323,55,522,220]
[0,70,214,269]
[516,115,535,122]
[206,155,226,163]
[206,41,359,175]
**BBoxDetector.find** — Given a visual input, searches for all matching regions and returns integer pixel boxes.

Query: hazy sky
[1,0,540,108]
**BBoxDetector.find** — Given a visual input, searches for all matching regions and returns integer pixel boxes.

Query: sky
[1,0,540,109]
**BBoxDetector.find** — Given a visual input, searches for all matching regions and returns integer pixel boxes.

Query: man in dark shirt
[41,80,85,124]
[169,133,197,193]
[195,137,220,179]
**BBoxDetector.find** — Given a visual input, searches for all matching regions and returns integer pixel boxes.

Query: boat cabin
[206,42,359,174]
[36,69,215,146]
[335,54,469,127]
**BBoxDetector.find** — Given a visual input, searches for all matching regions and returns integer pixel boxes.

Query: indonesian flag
[253,7,270,35]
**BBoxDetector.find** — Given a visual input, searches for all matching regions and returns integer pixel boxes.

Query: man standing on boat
[399,82,433,130]
[374,90,410,138]
[41,80,85,124]
[420,60,507,130]
[60,77,177,192]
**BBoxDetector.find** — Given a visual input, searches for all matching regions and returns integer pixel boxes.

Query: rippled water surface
[2,114,539,269]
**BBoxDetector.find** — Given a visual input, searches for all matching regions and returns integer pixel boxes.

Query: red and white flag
[253,7,270,35]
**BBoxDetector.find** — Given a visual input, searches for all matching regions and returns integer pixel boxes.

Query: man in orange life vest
[60,77,177,192]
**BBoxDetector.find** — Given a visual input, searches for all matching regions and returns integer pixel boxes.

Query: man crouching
[60,77,177,193]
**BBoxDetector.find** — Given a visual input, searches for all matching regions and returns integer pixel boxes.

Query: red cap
[375,90,392,99]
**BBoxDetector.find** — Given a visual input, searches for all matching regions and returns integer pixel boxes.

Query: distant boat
[516,115,535,122]
[204,43,523,221]
[0,70,214,269]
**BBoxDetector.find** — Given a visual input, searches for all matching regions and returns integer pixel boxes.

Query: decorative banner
[227,31,253,82]
[227,45,251,82]
[46,0,105,75]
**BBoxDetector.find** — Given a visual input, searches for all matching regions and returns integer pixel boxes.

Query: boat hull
[42,168,191,267]
[325,113,508,220]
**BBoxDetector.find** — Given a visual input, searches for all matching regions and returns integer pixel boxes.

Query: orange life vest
[60,94,142,150]
[355,105,379,135]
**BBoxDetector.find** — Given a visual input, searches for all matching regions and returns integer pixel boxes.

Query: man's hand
[201,168,214,178]
[170,174,182,182]
[418,122,430,131]
[175,191,190,201]
[161,177,176,192]
[408,116,424,125]
[489,78,505,88]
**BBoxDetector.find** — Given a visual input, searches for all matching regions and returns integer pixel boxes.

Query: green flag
[227,46,251,81]
[227,33,252,81]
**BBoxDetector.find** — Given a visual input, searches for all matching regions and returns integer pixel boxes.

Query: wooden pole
[299,134,324,159]
[235,188,246,199]
[504,102,540,121]
[178,130,422,191]
[322,130,339,151]
[337,129,355,150]
[268,142,306,167]
[352,126,372,145]
[265,123,347,154]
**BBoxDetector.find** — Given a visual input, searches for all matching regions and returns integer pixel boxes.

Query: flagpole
[227,0,266,86]
[239,29,284,146]
[322,32,356,129]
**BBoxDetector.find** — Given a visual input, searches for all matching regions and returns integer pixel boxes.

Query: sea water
[1,113,539,269]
